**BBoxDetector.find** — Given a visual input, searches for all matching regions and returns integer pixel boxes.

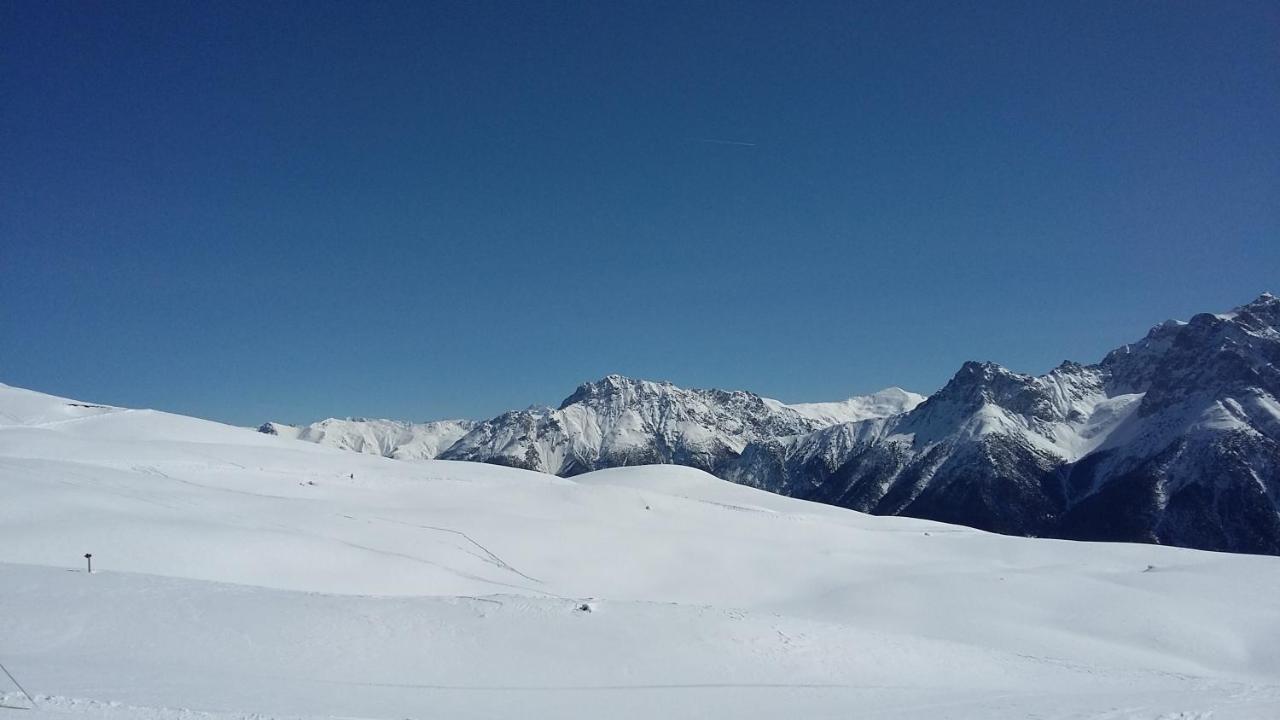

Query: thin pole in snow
[84,553,92,574]
[0,659,36,710]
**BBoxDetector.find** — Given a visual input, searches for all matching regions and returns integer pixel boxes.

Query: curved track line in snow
[369,515,543,584]
[316,534,556,596]
[33,462,551,597]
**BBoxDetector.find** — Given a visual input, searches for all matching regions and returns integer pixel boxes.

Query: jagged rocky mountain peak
[558,374,680,409]
[1234,290,1278,312]
[445,374,905,476]
[730,293,1280,554]
[1225,291,1279,333]
[925,360,1054,418]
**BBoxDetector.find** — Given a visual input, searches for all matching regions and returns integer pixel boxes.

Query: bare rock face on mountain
[439,376,923,476]
[727,293,1280,555]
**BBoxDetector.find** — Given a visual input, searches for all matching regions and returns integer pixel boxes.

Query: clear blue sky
[2,1,1277,425]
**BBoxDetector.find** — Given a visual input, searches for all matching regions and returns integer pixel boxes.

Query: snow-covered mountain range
[261,294,1279,555]
[728,292,1280,554]
[259,380,924,474]
[441,378,924,475]
[259,417,476,461]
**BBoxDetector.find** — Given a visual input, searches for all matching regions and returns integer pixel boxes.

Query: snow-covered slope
[2,382,1279,719]
[440,375,921,476]
[728,293,1280,554]
[258,416,476,460]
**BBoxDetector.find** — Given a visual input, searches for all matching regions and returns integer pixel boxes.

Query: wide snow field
[1,383,1278,719]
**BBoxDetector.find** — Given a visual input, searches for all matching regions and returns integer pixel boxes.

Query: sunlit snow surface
[259,416,477,461]
[1,382,1278,719]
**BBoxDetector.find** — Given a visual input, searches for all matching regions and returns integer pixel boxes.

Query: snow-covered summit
[440,375,921,476]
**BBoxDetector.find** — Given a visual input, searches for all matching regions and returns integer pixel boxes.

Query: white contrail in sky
[689,138,758,147]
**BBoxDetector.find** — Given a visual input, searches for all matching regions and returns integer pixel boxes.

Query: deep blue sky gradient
[3,1,1277,424]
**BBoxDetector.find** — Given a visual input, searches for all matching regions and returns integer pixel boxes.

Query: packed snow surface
[1,382,1278,719]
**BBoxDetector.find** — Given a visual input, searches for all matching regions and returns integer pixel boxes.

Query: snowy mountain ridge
[258,417,476,461]
[728,292,1280,554]
[260,377,924,475]
[251,293,1280,555]
[439,375,924,475]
